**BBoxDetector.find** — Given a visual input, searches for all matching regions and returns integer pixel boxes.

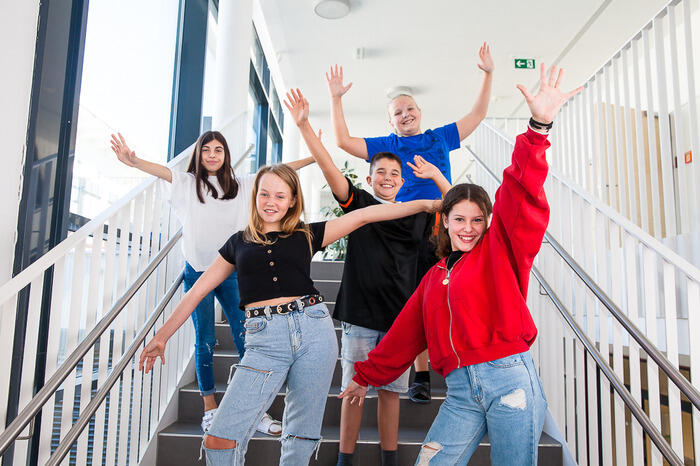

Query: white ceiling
[258,0,671,137]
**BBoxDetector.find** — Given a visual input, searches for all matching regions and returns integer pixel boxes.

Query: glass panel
[70,0,179,220]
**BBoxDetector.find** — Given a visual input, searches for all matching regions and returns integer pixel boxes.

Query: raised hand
[516,63,583,124]
[407,155,441,180]
[139,338,166,373]
[283,88,309,127]
[338,380,368,406]
[111,133,139,167]
[477,42,494,73]
[326,64,353,98]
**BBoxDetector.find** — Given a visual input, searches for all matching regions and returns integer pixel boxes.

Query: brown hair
[369,151,402,175]
[435,183,493,258]
[186,131,239,203]
[243,164,314,254]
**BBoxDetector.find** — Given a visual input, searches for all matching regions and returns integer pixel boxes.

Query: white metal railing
[0,147,191,465]
[468,122,700,465]
[547,0,699,238]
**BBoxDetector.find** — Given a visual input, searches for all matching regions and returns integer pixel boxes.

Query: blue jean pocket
[341,322,352,335]
[303,304,329,319]
[486,353,524,368]
[244,317,267,334]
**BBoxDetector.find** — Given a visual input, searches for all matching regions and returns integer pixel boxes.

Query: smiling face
[200,139,225,175]
[366,156,404,202]
[255,173,297,231]
[388,95,422,136]
[443,200,488,252]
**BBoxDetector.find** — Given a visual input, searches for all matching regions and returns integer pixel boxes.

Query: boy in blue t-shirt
[325,42,494,202]
[326,42,494,403]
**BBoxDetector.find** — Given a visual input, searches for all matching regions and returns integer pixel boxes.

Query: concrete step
[156,422,563,465]
[177,382,447,428]
[311,260,344,281]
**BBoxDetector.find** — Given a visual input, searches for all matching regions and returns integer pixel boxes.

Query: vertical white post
[682,0,699,231]
[631,39,650,232]
[642,26,663,238]
[652,14,678,237]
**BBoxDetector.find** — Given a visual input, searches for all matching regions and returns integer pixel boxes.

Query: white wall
[0,0,40,286]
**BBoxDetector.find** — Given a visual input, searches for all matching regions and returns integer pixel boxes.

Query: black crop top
[218,222,326,308]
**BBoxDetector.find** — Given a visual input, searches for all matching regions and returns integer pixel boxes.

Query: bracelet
[529,117,553,131]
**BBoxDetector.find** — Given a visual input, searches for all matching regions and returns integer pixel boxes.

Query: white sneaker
[256,412,282,436]
[201,408,217,432]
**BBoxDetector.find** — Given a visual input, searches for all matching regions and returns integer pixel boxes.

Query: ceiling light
[314,0,350,19]
[386,86,414,99]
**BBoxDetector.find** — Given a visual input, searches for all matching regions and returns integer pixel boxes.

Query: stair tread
[159,420,561,448]
[179,381,448,399]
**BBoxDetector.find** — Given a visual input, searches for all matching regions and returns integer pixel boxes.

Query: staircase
[155,261,563,465]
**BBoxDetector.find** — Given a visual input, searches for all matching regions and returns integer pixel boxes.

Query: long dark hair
[435,183,493,258]
[186,131,239,203]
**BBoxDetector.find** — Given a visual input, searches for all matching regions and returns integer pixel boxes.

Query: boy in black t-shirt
[284,89,450,466]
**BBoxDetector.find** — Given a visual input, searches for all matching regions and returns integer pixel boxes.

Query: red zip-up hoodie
[353,128,550,386]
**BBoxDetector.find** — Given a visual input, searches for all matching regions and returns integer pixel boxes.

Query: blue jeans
[183,262,246,396]
[416,351,547,466]
[204,302,338,465]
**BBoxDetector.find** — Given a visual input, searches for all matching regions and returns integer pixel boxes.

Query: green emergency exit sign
[515,59,535,69]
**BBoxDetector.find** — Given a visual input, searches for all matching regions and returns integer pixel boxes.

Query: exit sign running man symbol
[515,59,535,69]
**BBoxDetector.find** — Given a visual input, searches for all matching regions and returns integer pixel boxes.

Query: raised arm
[326,65,369,160]
[285,156,316,171]
[455,43,494,141]
[284,88,349,201]
[321,199,439,248]
[407,155,452,196]
[111,133,173,183]
[138,256,234,372]
[492,64,582,271]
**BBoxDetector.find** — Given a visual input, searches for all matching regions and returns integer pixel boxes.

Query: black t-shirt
[218,222,326,308]
[333,178,435,332]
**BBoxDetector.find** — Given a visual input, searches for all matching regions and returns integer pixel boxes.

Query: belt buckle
[277,303,290,315]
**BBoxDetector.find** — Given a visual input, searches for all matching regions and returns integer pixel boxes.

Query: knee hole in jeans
[204,434,237,450]
[417,442,442,465]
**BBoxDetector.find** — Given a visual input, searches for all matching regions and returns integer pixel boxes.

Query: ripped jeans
[183,263,246,396]
[203,302,338,465]
[416,351,546,466]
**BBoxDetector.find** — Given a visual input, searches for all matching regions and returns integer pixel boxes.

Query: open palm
[326,64,353,98]
[284,88,309,126]
[110,133,138,167]
[516,64,583,123]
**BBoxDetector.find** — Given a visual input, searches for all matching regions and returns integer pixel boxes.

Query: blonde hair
[244,164,314,254]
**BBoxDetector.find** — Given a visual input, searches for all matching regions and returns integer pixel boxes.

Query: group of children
[128,43,582,465]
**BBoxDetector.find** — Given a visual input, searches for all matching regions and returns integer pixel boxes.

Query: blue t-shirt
[364,122,460,201]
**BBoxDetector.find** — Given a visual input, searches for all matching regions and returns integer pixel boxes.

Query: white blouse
[162,170,256,271]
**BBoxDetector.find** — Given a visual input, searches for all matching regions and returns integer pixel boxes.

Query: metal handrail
[464,141,700,411]
[531,266,684,465]
[46,270,184,466]
[0,229,182,456]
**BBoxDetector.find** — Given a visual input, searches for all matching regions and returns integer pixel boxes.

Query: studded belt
[244,294,324,319]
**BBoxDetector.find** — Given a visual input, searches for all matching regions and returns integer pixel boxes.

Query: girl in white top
[111,131,313,435]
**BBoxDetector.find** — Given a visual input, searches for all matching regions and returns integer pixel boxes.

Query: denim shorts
[340,322,411,393]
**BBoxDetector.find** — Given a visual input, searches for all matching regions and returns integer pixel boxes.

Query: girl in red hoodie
[340,65,582,465]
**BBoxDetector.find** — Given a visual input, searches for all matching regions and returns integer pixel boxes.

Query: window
[245,25,284,169]
[70,0,179,222]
